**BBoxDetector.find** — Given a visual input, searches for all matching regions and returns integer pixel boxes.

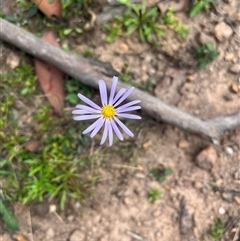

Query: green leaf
[26,6,38,19]
[66,93,78,104]
[0,199,19,232]
[164,168,173,176]
[126,25,137,35]
[139,27,145,41]
[189,1,205,17]
[21,88,30,96]
[63,28,73,35]
[74,27,82,34]
[4,14,18,22]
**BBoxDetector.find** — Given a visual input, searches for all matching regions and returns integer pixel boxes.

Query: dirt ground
[1,0,240,241]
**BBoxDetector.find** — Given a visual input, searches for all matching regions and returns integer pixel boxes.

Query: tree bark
[0,18,239,142]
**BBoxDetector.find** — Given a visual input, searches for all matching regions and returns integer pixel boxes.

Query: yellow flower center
[101,105,116,118]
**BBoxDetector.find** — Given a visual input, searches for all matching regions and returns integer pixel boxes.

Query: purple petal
[73,115,101,121]
[109,76,118,105]
[112,88,127,104]
[78,93,101,110]
[108,120,113,147]
[116,100,141,111]
[116,106,141,113]
[72,110,86,114]
[72,110,92,115]
[117,113,141,119]
[82,117,104,135]
[100,119,110,145]
[113,87,134,107]
[114,117,134,137]
[110,119,123,141]
[75,104,101,113]
[99,80,108,106]
[90,117,105,138]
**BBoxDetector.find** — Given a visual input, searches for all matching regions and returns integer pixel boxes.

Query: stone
[234,196,240,204]
[69,230,85,241]
[195,146,217,170]
[31,202,49,217]
[194,181,203,189]
[218,207,226,215]
[49,204,57,213]
[116,43,129,54]
[178,139,189,148]
[223,93,233,101]
[214,22,233,42]
[225,146,234,155]
[229,64,240,74]
[135,172,146,179]
[221,192,233,202]
[230,83,238,93]
[6,52,20,69]
[199,32,216,47]
[67,215,75,222]
[46,228,55,240]
[0,233,12,241]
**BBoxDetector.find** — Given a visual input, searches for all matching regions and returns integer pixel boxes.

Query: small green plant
[104,22,123,43]
[148,188,162,203]
[106,0,164,43]
[65,78,93,105]
[1,63,96,210]
[150,166,173,184]
[194,43,219,69]
[82,47,98,59]
[0,62,37,129]
[190,0,215,17]
[0,199,19,232]
[140,77,154,92]
[162,8,190,38]
[210,218,224,241]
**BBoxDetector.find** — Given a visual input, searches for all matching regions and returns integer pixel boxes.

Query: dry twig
[0,19,239,142]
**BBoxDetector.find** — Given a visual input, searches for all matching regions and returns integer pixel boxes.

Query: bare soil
[1,0,240,241]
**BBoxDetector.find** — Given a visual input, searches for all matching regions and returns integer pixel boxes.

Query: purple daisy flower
[72,76,141,146]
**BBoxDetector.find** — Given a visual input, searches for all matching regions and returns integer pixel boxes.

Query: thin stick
[0,18,239,141]
[28,210,34,241]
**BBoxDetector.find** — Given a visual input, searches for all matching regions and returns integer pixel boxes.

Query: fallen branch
[0,18,239,142]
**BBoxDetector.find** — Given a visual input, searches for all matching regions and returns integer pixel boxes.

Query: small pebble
[225,146,234,155]
[218,207,226,215]
[194,181,203,189]
[199,32,216,47]
[69,230,85,241]
[229,64,240,74]
[46,228,55,240]
[221,192,233,202]
[187,75,194,82]
[230,83,239,93]
[123,197,132,206]
[178,139,189,148]
[214,22,233,42]
[6,52,21,69]
[31,203,49,217]
[224,52,236,62]
[135,172,146,179]
[116,43,129,53]
[195,146,217,171]
[49,204,57,213]
[234,196,240,204]
[0,233,12,241]
[67,215,75,222]
[74,202,81,209]
[223,93,233,101]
